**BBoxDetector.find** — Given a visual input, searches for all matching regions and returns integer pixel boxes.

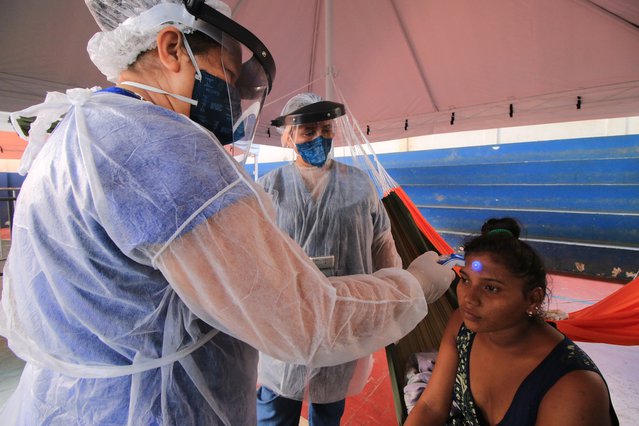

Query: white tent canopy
[1,0,638,146]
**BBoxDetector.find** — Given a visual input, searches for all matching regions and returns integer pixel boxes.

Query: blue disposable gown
[257,160,402,402]
[0,88,442,425]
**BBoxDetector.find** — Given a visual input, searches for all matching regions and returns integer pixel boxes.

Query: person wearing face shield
[255,93,405,425]
[0,1,455,424]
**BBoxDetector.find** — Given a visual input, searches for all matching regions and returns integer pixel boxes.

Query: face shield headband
[271,101,346,128]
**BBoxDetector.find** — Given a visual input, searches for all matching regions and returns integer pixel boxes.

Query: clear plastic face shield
[272,101,347,168]
[182,0,274,163]
[272,98,396,197]
[117,1,275,163]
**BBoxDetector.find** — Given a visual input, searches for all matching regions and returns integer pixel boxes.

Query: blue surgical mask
[296,136,332,167]
[120,71,244,146]
[190,70,244,145]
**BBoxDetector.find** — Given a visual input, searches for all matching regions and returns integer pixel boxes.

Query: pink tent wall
[1,0,638,146]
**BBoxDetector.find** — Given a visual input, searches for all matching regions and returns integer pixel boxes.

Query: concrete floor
[0,273,637,425]
[578,341,638,426]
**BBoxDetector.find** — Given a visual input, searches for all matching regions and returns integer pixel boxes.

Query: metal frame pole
[324,0,334,101]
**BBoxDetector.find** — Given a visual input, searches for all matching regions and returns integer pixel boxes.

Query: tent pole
[324,0,334,101]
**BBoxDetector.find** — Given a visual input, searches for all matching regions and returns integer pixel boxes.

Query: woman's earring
[527,305,541,318]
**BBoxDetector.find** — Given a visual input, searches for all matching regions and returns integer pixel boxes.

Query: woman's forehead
[463,253,509,276]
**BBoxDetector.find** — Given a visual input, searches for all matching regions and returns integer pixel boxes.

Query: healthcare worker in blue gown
[0,1,455,424]
[256,93,405,426]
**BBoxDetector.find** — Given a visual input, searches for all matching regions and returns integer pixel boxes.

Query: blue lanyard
[98,86,142,100]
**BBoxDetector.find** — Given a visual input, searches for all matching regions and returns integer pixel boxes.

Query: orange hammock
[390,186,639,347]
[555,275,639,346]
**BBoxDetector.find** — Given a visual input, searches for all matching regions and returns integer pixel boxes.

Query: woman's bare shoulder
[537,369,613,426]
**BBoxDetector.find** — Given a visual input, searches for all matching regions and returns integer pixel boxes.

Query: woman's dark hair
[463,218,547,297]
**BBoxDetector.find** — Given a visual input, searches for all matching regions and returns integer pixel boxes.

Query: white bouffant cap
[85,0,232,81]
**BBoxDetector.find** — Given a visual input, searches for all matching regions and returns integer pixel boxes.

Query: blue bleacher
[252,134,639,282]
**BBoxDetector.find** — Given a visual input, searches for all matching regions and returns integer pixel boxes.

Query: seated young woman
[404,217,619,426]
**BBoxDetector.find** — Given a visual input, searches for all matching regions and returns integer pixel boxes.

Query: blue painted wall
[1,135,636,281]
[252,135,639,282]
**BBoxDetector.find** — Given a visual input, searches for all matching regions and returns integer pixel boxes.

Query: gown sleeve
[155,188,431,368]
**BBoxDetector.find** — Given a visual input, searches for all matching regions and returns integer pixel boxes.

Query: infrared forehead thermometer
[437,253,465,267]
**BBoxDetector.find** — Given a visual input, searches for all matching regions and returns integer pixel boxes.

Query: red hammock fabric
[389,187,454,256]
[555,275,639,346]
[389,186,639,346]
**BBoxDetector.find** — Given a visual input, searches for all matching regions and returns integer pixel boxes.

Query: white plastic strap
[121,81,198,106]
[181,35,203,82]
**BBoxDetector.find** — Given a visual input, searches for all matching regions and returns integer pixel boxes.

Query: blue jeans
[256,386,346,426]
